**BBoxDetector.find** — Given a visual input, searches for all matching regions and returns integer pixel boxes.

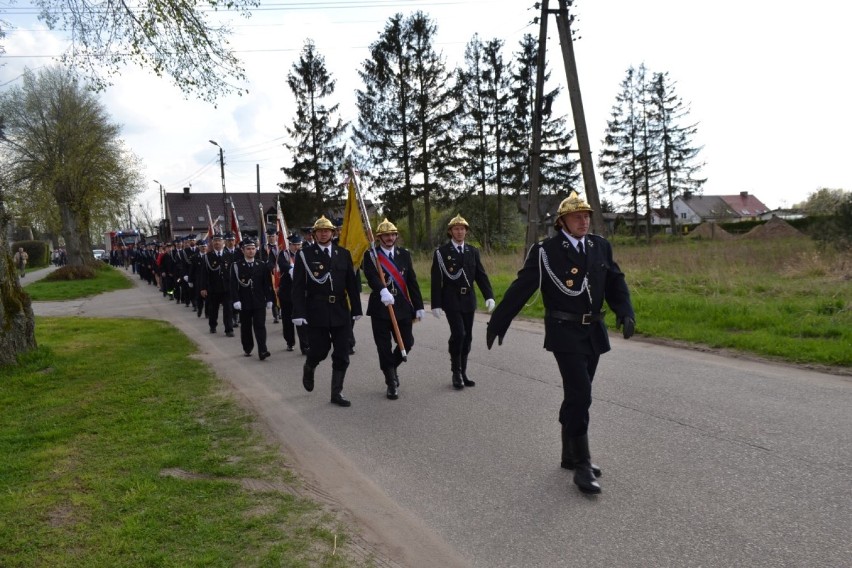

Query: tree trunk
[0,199,37,367]
[57,192,94,267]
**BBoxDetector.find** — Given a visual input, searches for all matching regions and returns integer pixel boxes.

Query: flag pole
[348,166,407,362]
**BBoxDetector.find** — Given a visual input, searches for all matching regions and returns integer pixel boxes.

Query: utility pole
[210,140,228,226]
[153,179,164,220]
[525,0,604,250]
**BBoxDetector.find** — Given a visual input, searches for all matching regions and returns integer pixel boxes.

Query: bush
[11,240,49,267]
[45,265,98,281]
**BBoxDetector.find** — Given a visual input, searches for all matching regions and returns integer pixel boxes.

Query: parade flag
[258,203,268,249]
[229,201,242,244]
[276,200,289,252]
[339,177,371,269]
[205,204,216,240]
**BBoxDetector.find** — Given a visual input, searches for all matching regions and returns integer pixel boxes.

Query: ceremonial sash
[376,250,412,308]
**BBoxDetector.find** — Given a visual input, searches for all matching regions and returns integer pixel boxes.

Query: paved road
[29,269,851,567]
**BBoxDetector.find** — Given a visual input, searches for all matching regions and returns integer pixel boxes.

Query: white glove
[288,266,294,278]
[416,309,425,320]
[379,287,395,306]
[432,308,443,319]
[266,301,273,309]
[188,282,194,288]
[233,301,241,310]
[292,318,308,326]
[353,315,362,321]
[183,275,189,282]
[485,298,496,313]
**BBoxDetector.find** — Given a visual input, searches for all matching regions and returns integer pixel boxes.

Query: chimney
[740,191,748,199]
[683,190,692,200]
[182,187,190,199]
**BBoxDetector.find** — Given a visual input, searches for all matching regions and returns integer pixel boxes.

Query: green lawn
[24,264,133,301]
[0,318,369,567]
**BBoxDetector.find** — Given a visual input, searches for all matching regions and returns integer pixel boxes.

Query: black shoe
[286,345,294,352]
[259,351,270,361]
[210,328,217,334]
[452,372,464,390]
[233,321,239,328]
[386,384,399,400]
[349,347,355,355]
[225,331,234,337]
[302,363,315,392]
[273,319,279,324]
[331,394,352,407]
[243,352,252,357]
[462,378,476,387]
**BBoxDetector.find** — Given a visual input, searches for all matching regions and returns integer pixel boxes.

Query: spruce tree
[354,12,455,248]
[648,71,706,233]
[280,39,349,215]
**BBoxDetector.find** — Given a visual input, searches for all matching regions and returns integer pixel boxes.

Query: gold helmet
[447,213,470,229]
[375,218,398,237]
[312,215,336,231]
[555,191,593,226]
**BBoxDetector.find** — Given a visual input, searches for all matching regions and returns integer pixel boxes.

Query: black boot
[384,368,399,400]
[302,362,316,392]
[450,354,464,390]
[330,369,351,407]
[460,353,475,387]
[568,435,601,494]
[561,426,602,477]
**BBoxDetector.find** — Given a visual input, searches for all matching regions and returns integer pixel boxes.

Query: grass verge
[0,317,366,567]
[24,264,133,301]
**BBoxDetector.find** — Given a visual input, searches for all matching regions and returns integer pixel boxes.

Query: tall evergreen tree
[598,66,643,236]
[648,71,706,233]
[354,12,455,248]
[280,39,348,215]
[456,35,513,246]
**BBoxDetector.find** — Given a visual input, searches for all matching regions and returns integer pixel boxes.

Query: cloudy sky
[2,0,850,222]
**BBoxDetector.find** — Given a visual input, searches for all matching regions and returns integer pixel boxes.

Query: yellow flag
[339,178,371,269]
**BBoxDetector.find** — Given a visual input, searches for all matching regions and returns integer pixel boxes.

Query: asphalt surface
[28,266,852,567]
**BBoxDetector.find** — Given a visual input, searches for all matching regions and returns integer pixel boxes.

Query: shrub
[45,265,98,281]
[11,240,50,267]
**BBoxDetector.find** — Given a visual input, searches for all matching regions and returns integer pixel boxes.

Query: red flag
[229,201,242,244]
[205,205,215,241]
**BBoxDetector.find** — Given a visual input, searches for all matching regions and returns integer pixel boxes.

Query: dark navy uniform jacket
[199,250,231,295]
[363,247,424,321]
[291,242,363,327]
[430,241,494,313]
[229,258,274,310]
[488,232,633,355]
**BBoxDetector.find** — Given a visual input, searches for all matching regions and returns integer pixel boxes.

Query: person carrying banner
[362,219,425,400]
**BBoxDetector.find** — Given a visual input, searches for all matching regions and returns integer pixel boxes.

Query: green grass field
[0,318,369,567]
[23,264,133,301]
[413,236,852,369]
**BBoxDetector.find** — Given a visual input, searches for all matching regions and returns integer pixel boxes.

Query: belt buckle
[581,313,592,325]
[390,289,398,296]
[460,287,468,295]
[328,295,336,303]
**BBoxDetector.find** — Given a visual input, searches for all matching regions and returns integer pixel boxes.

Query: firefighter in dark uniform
[198,233,235,337]
[430,214,496,390]
[292,216,363,407]
[277,233,309,354]
[223,232,241,329]
[190,239,208,318]
[230,237,274,360]
[363,219,425,400]
[486,192,635,495]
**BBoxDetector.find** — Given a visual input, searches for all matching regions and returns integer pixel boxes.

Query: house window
[680,213,687,219]
[198,216,205,222]
[266,213,276,225]
[238,215,245,221]
[177,216,184,222]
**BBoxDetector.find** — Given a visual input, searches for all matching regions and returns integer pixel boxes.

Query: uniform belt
[458,287,469,295]
[309,294,337,303]
[546,310,604,325]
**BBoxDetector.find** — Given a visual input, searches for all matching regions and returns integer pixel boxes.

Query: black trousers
[207,292,233,333]
[553,351,600,437]
[444,309,474,357]
[370,316,414,371]
[306,324,351,371]
[239,306,268,354]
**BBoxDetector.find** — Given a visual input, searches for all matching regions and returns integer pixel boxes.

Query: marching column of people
[134,195,634,496]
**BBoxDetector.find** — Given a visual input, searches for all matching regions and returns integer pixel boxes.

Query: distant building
[673,191,770,225]
[165,188,281,239]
